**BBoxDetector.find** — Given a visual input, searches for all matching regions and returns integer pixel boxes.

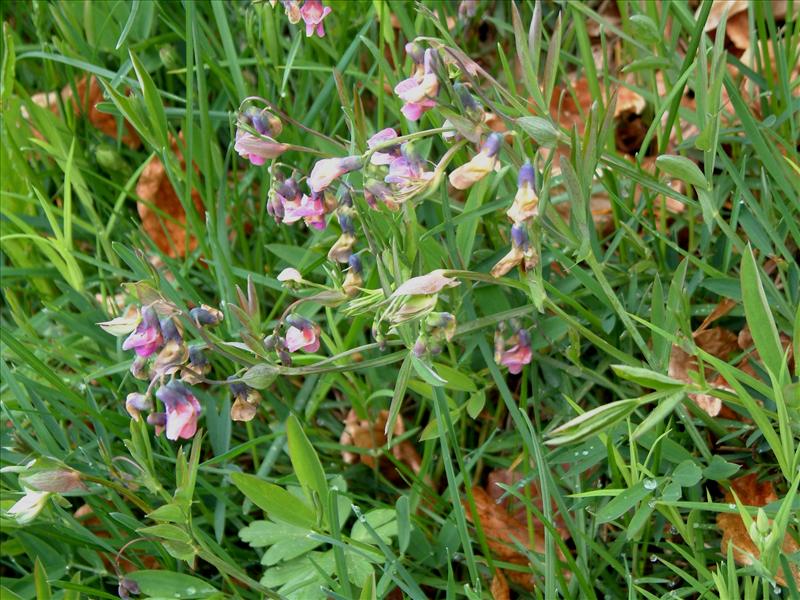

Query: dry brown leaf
[668,327,739,416]
[136,136,204,258]
[490,570,510,600]
[698,298,738,332]
[339,409,422,477]
[465,469,572,592]
[67,77,141,149]
[716,474,800,587]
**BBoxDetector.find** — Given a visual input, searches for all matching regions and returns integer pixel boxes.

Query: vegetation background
[1,0,798,599]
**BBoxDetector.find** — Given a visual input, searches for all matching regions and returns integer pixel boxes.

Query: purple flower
[384,148,435,201]
[155,381,202,441]
[122,305,162,357]
[394,49,439,122]
[367,128,400,165]
[300,0,332,37]
[283,191,327,230]
[285,314,321,353]
[268,176,301,223]
[190,305,224,326]
[490,223,538,278]
[308,156,362,193]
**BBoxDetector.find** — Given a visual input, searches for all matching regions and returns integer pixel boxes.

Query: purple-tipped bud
[285,314,313,331]
[413,338,427,357]
[454,83,481,114]
[263,334,283,351]
[518,161,536,190]
[483,133,503,158]
[278,349,292,366]
[405,42,425,64]
[348,253,363,274]
[118,577,140,599]
[337,210,354,235]
[159,317,182,343]
[510,223,529,249]
[190,305,223,326]
[130,355,149,380]
[147,412,167,428]
[339,189,353,208]
[188,345,208,368]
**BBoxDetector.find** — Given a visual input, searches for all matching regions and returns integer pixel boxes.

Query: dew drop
[728,503,736,510]
[186,587,196,595]
[649,554,658,563]
[581,450,589,456]
[643,479,658,490]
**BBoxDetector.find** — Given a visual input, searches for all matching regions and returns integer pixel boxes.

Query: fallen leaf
[490,570,510,600]
[716,474,800,587]
[67,77,141,149]
[668,327,739,416]
[136,135,204,258]
[340,409,422,477]
[465,468,571,591]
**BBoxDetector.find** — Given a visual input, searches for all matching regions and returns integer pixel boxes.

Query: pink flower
[283,191,327,230]
[496,328,532,375]
[394,49,439,121]
[300,0,332,37]
[281,0,302,24]
[234,131,288,166]
[308,156,362,193]
[385,154,434,191]
[367,128,400,165]
[285,315,321,352]
[121,305,162,357]
[156,381,202,441]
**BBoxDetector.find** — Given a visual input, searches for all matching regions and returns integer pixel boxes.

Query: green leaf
[351,508,398,544]
[129,50,169,149]
[660,482,682,503]
[516,116,560,146]
[33,558,51,600]
[633,392,685,440]
[125,571,218,598]
[410,355,447,386]
[612,365,685,390]
[242,363,280,389]
[239,520,321,565]
[230,472,315,528]
[466,391,486,419]
[655,155,708,190]
[138,524,192,544]
[740,245,784,377]
[545,398,642,446]
[596,481,651,524]
[672,460,703,487]
[286,414,329,519]
[703,455,741,481]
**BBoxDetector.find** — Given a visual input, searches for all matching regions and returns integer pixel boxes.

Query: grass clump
[1,0,799,598]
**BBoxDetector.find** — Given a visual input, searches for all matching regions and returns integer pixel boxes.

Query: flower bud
[126,392,152,420]
[190,305,224,326]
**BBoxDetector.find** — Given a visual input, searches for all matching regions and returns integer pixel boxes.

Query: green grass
[1,0,799,599]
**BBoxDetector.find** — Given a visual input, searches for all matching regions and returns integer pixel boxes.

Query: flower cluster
[271,0,332,38]
[234,105,288,166]
[99,302,223,439]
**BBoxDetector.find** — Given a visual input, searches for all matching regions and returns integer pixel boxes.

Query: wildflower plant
[2,0,799,599]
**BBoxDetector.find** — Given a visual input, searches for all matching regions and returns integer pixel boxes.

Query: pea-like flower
[125,392,152,420]
[181,346,211,384]
[299,0,332,38]
[283,191,327,230]
[413,312,457,357]
[281,0,302,24]
[328,206,356,263]
[384,146,436,203]
[495,326,532,375]
[490,223,538,278]
[308,156,362,193]
[394,49,439,121]
[507,161,539,224]
[234,108,287,166]
[155,381,202,441]
[285,314,321,353]
[448,133,502,190]
[122,305,162,357]
[367,128,401,165]
[343,254,363,296]
[229,379,262,422]
[190,304,224,327]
